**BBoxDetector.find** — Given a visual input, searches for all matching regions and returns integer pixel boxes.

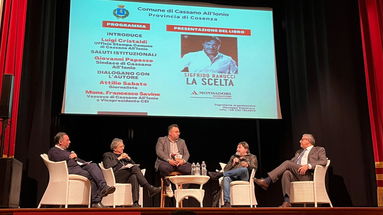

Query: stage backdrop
[13,0,378,207]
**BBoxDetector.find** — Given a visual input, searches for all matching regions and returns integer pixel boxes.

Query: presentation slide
[62,0,282,119]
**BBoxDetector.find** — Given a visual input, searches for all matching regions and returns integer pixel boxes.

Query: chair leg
[179,184,183,208]
[160,178,165,208]
[88,185,91,208]
[249,186,253,208]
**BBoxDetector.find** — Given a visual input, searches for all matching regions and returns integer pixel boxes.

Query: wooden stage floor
[0,207,383,215]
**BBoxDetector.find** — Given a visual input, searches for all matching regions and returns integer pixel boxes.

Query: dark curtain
[14,0,377,207]
[14,0,61,207]
[282,0,376,206]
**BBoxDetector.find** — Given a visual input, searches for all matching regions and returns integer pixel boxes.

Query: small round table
[168,175,210,208]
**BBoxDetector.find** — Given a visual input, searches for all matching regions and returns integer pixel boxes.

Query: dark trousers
[268,160,313,197]
[69,163,107,203]
[114,165,149,202]
[157,160,191,186]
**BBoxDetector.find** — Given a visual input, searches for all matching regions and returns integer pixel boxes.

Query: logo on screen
[113,5,129,19]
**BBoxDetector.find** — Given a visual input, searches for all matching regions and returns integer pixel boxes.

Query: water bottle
[201,161,207,176]
[195,162,200,175]
[191,162,195,175]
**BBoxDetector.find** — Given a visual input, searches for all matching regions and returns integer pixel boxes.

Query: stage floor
[0,207,383,215]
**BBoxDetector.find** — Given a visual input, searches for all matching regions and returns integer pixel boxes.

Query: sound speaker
[0,158,22,208]
[0,74,14,119]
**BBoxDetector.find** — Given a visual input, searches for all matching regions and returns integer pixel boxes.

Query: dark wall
[14,0,376,207]
[283,0,376,206]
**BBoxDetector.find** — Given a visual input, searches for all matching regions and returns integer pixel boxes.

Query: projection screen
[62,0,282,119]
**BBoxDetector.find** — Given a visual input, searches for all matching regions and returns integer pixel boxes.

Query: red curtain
[0,0,28,157]
[358,0,383,207]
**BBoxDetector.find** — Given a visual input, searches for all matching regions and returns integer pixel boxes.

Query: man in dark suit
[103,138,160,207]
[48,132,115,208]
[254,133,327,207]
[155,124,191,197]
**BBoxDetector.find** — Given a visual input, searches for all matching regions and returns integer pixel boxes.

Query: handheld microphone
[234,152,241,158]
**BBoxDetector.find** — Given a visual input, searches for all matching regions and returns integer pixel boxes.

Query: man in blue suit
[48,132,115,208]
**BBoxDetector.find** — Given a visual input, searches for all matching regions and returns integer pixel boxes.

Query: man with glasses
[254,134,327,207]
[103,138,161,207]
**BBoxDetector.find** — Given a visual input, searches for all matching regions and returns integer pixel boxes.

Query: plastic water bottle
[195,162,200,175]
[191,162,195,175]
[201,161,207,176]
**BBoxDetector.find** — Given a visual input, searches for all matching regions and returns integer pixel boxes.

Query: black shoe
[254,178,270,190]
[92,202,105,208]
[132,202,141,208]
[222,202,231,208]
[147,185,161,197]
[208,171,223,180]
[100,185,116,197]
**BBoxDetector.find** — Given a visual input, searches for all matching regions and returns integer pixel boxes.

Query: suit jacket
[48,146,86,170]
[154,136,190,170]
[291,146,327,168]
[102,151,135,173]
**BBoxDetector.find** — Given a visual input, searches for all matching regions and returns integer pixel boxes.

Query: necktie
[296,149,306,164]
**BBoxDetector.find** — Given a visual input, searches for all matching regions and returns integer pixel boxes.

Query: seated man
[48,132,116,208]
[208,141,258,207]
[102,138,161,207]
[254,133,327,207]
[155,124,191,197]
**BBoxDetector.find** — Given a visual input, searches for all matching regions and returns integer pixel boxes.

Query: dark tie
[296,149,306,164]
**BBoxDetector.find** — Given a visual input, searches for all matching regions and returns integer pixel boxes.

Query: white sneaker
[166,185,173,197]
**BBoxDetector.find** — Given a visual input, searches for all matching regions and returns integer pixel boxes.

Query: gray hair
[303,134,316,145]
[110,138,123,150]
[54,132,67,145]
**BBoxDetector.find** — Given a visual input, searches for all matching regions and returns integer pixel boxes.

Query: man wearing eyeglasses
[254,134,327,207]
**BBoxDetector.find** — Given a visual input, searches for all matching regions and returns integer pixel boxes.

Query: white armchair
[290,159,333,207]
[218,163,257,207]
[38,154,91,208]
[98,162,144,207]
[230,168,257,207]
